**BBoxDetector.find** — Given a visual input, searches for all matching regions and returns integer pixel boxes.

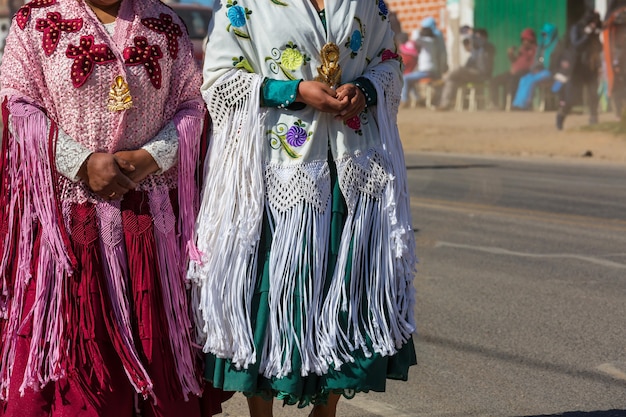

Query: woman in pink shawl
[0,0,226,416]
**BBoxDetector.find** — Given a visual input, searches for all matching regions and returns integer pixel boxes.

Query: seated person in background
[489,28,537,109]
[437,28,495,110]
[512,23,559,109]
[401,18,448,106]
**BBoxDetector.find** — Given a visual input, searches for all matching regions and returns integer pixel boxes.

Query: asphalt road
[219,153,626,417]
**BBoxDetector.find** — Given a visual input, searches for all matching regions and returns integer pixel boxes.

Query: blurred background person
[553,11,603,129]
[402,17,447,107]
[489,28,537,110]
[511,23,559,110]
[437,28,495,111]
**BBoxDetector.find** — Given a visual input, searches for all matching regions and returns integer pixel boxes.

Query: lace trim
[202,69,261,135]
[265,161,331,214]
[141,121,178,173]
[55,125,92,181]
[335,149,390,212]
[364,66,401,117]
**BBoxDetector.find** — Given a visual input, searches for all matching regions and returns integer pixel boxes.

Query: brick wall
[388,0,447,37]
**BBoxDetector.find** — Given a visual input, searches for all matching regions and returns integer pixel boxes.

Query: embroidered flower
[346,115,361,130]
[378,0,389,17]
[349,30,362,52]
[36,12,83,56]
[286,125,307,147]
[227,5,247,27]
[66,35,116,88]
[281,47,304,71]
[226,0,252,39]
[381,49,399,61]
[123,37,163,89]
[15,0,56,30]
[141,13,183,59]
[344,17,364,58]
[266,42,310,80]
[268,119,312,158]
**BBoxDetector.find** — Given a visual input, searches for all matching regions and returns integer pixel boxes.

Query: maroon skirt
[0,190,231,417]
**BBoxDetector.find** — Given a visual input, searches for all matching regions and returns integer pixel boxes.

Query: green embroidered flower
[265,42,310,80]
[281,48,304,71]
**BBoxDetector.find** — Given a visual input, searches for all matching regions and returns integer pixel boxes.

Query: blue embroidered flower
[350,30,362,51]
[227,5,247,27]
[286,125,308,147]
[378,0,389,16]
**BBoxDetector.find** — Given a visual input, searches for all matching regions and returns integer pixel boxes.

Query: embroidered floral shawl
[0,0,204,400]
[190,0,417,378]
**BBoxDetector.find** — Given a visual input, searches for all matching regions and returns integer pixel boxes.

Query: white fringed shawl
[189,0,417,378]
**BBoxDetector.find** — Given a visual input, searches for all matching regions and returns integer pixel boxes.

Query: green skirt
[204,159,417,407]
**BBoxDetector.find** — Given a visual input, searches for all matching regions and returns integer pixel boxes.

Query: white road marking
[597,363,626,381]
[436,241,626,269]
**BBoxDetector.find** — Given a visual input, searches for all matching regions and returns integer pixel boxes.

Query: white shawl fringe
[189,70,266,367]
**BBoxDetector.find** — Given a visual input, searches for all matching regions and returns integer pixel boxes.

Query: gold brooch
[107,76,133,112]
[315,42,342,88]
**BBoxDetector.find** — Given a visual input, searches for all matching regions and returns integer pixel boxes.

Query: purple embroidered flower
[227,5,247,27]
[346,116,361,130]
[378,0,389,16]
[286,125,308,147]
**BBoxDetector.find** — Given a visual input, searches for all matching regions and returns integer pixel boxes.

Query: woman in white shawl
[189,0,417,415]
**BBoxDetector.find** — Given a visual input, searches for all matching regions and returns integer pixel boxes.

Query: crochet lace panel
[365,66,401,118]
[265,161,331,214]
[203,70,259,135]
[335,149,390,212]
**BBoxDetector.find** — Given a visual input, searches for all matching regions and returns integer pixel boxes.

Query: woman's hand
[296,81,348,113]
[114,149,160,183]
[77,152,137,200]
[334,83,366,121]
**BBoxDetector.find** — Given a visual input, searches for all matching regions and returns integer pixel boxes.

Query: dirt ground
[397,107,626,164]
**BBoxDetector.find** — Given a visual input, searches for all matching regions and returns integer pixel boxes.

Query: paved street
[219,152,626,417]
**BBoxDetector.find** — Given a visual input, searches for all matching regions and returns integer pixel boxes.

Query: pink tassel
[174,112,202,267]
[149,187,202,400]
[0,99,76,398]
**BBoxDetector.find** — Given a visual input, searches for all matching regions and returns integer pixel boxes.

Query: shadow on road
[419,333,626,389]
[405,164,497,170]
[519,411,626,417]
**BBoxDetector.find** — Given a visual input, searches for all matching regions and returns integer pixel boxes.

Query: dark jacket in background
[465,35,496,78]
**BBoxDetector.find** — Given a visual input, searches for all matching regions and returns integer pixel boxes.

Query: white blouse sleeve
[55,127,92,182]
[141,121,179,174]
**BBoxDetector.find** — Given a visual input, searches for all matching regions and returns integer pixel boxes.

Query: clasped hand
[77,149,159,200]
[296,81,366,121]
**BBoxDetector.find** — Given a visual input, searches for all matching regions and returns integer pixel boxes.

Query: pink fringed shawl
[0,0,204,401]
